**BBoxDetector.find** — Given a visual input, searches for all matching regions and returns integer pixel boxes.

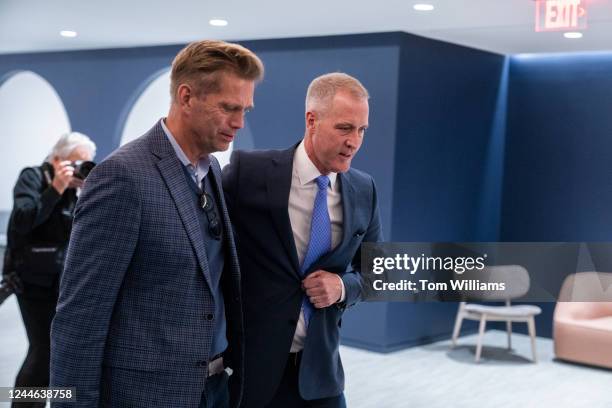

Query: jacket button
[197,360,207,367]
[206,314,214,320]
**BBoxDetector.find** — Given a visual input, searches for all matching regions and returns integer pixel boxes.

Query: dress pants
[266,352,346,408]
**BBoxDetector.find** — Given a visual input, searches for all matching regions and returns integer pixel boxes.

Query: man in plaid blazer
[50,40,263,408]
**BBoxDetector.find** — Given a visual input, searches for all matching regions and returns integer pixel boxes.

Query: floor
[342,330,611,408]
[1,294,610,407]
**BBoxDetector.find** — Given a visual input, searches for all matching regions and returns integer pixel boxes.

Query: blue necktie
[301,175,331,326]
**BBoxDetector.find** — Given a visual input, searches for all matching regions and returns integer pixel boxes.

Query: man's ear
[176,83,194,110]
[306,111,317,131]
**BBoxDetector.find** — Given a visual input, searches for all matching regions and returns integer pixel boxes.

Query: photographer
[2,132,95,407]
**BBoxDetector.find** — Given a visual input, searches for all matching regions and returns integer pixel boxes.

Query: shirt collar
[294,140,337,188]
[161,118,210,182]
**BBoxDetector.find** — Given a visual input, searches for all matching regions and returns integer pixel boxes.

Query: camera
[70,160,96,180]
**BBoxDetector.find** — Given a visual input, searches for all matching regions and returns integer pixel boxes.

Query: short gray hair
[305,72,369,114]
[46,132,96,161]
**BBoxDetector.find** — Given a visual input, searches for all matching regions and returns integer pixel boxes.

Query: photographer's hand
[68,177,85,189]
[51,161,75,194]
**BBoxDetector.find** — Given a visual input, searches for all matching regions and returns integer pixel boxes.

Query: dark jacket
[222,146,383,406]
[4,162,77,289]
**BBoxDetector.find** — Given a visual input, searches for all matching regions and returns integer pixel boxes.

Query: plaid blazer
[50,120,243,407]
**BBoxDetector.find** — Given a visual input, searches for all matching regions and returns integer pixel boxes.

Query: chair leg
[475,314,487,363]
[451,310,464,348]
[506,321,512,350]
[527,316,537,363]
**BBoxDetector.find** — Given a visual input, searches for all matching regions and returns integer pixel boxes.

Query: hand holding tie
[303,270,342,308]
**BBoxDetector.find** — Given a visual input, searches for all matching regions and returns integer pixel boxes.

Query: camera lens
[71,160,96,179]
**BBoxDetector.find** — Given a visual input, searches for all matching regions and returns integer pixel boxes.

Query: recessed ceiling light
[209,19,228,27]
[413,4,435,11]
[563,32,583,39]
[60,30,77,38]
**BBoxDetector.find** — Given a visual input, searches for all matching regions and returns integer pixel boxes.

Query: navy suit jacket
[222,145,383,406]
[50,121,244,407]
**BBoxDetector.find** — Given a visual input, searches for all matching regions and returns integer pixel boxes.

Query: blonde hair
[306,72,369,114]
[170,40,264,101]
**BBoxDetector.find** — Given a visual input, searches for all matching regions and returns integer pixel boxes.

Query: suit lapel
[338,172,355,248]
[208,157,240,278]
[266,147,301,277]
[149,121,213,289]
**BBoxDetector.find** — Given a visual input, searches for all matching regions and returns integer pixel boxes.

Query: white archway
[0,71,71,214]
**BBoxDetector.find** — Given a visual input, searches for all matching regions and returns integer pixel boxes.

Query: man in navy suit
[50,40,263,408]
[223,73,383,407]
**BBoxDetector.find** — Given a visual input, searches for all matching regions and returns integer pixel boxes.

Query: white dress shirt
[289,141,345,353]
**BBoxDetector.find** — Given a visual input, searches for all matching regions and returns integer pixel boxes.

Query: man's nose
[229,112,245,129]
[346,131,360,149]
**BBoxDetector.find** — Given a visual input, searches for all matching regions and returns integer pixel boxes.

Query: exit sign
[535,0,588,32]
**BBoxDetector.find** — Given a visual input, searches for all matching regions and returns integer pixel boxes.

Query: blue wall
[503,52,612,242]
[0,33,407,351]
[498,53,612,339]
[392,35,506,243]
[5,33,605,352]
[356,34,507,351]
[0,33,400,240]
[1,46,183,158]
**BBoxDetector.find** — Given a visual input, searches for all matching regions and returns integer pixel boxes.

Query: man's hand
[303,270,342,309]
[68,177,85,189]
[51,161,75,194]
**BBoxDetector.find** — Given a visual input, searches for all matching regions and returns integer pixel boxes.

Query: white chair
[450,265,542,363]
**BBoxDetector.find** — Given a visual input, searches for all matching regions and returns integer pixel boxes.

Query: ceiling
[2,0,612,55]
